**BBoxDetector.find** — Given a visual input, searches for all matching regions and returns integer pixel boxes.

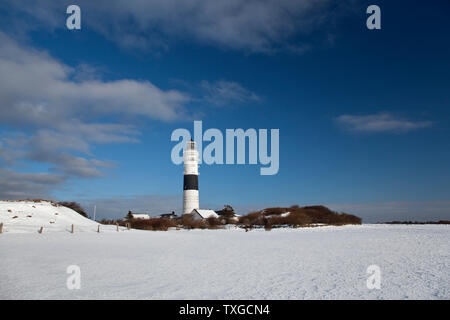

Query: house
[131,213,150,220]
[190,209,219,220]
[160,211,178,219]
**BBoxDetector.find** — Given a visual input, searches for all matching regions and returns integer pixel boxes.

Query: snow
[0,223,449,299]
[0,200,106,234]
[192,209,219,219]
[131,214,150,220]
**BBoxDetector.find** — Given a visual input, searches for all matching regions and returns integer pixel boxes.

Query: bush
[285,212,312,227]
[177,215,223,230]
[130,218,177,231]
[206,217,223,228]
[221,215,238,225]
[216,205,235,217]
[179,214,195,229]
[58,201,88,218]
[239,211,264,225]
[237,205,361,229]
[264,222,272,231]
[125,210,133,221]
[99,219,124,225]
[262,207,288,216]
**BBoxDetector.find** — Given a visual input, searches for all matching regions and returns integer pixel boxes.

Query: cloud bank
[3,0,343,53]
[0,32,260,199]
[0,31,189,198]
[335,112,432,133]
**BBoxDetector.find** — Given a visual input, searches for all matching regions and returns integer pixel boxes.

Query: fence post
[0,222,3,234]
[116,223,119,232]
[97,225,100,233]
[71,224,74,233]
[39,226,43,234]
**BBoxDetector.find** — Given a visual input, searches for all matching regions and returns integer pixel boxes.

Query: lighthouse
[183,139,199,214]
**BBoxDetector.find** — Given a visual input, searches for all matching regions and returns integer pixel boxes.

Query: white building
[190,209,219,220]
[131,213,150,220]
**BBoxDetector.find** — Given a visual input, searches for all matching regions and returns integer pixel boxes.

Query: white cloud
[0,31,191,197]
[200,80,261,106]
[0,168,65,199]
[335,112,433,133]
[3,0,340,53]
[0,32,189,126]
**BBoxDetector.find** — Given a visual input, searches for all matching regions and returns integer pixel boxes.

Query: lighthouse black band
[183,175,198,190]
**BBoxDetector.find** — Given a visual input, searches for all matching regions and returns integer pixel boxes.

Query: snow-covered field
[1,201,449,299]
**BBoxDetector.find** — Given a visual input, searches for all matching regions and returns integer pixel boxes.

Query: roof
[131,213,150,219]
[191,209,219,219]
[160,213,177,218]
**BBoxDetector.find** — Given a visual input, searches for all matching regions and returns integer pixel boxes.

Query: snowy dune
[0,200,99,234]
[0,200,122,234]
[1,224,449,299]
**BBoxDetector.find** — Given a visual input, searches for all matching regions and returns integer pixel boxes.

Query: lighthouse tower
[183,139,199,214]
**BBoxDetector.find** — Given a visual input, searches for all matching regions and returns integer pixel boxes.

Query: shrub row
[99,215,227,231]
[238,205,361,230]
[99,205,361,231]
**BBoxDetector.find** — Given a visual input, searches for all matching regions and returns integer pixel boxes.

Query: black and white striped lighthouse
[183,139,199,214]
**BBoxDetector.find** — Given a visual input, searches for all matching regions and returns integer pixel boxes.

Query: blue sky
[0,0,449,222]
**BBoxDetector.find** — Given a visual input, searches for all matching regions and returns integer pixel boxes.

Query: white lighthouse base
[183,190,199,214]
